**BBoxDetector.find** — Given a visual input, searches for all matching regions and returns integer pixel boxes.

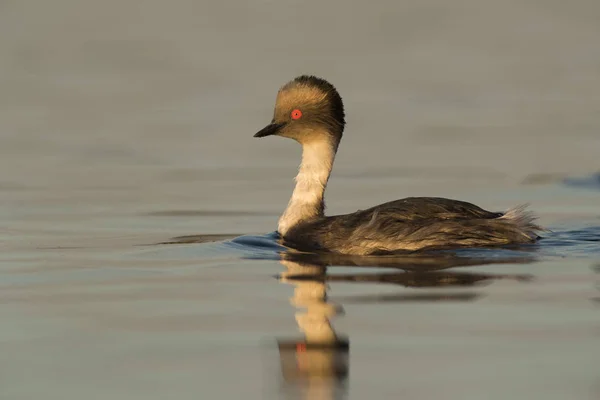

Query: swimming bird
[254,75,544,255]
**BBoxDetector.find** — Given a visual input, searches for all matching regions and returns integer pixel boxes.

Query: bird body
[254,75,543,255]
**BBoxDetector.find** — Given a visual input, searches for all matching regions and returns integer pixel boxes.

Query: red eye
[291,109,302,120]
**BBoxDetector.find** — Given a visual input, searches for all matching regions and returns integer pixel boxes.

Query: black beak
[254,122,286,138]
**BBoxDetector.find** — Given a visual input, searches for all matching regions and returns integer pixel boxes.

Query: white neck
[278,139,337,236]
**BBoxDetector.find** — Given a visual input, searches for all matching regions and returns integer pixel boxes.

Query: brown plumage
[254,76,545,255]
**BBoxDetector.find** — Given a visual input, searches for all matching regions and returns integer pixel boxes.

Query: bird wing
[349,197,502,223]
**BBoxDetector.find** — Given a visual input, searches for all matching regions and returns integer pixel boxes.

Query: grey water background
[1,1,600,399]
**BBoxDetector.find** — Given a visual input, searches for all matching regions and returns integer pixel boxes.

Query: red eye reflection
[291,109,302,120]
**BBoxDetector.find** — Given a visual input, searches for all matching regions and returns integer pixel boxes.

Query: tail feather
[499,204,547,240]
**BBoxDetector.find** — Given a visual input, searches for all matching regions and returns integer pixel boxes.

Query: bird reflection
[274,251,534,400]
[276,255,350,400]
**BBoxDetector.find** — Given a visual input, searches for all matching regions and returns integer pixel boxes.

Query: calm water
[2,1,600,399]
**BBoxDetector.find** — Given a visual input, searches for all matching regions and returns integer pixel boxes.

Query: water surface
[1,1,600,399]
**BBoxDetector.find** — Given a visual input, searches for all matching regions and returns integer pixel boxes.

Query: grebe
[254,75,544,255]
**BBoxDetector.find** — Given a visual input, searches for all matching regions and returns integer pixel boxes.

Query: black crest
[289,75,346,130]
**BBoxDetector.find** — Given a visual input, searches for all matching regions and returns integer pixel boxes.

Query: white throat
[278,139,337,236]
